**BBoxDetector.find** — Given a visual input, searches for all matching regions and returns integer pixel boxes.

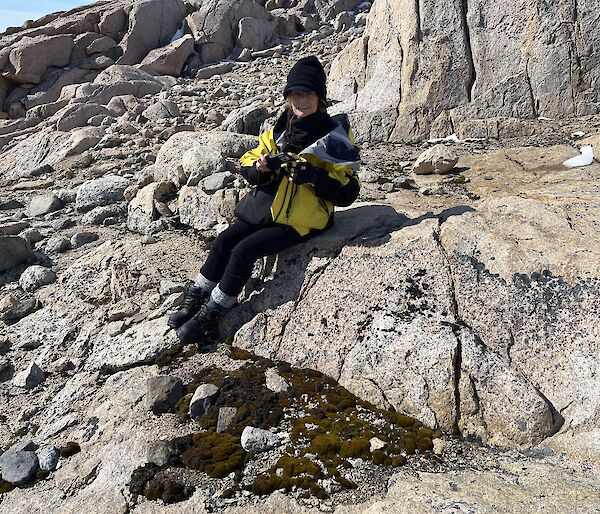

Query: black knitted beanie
[283,56,327,102]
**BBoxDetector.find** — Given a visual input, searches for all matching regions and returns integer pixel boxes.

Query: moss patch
[132,352,443,505]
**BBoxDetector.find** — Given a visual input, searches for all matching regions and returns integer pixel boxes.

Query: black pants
[200,219,314,297]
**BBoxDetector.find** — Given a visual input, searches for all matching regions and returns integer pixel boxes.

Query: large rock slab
[118,0,187,65]
[139,34,195,76]
[187,0,273,64]
[84,316,180,372]
[329,0,600,141]
[3,35,74,85]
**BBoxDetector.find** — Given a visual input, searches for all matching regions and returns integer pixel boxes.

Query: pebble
[46,236,70,254]
[37,446,60,471]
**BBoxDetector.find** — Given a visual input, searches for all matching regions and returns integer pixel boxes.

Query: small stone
[0,199,25,210]
[81,204,125,225]
[0,293,38,321]
[370,437,386,452]
[51,217,73,230]
[19,228,43,245]
[27,194,62,217]
[19,265,56,292]
[70,231,99,248]
[13,361,45,389]
[216,407,238,433]
[59,442,81,458]
[240,426,280,453]
[0,451,39,486]
[146,376,185,414]
[265,368,289,393]
[37,446,60,471]
[433,438,447,455]
[147,440,174,467]
[189,383,219,419]
[46,236,70,254]
[159,280,184,295]
[141,235,156,245]
[199,172,234,193]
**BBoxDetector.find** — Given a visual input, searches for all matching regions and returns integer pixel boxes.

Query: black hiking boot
[175,302,222,344]
[167,285,209,329]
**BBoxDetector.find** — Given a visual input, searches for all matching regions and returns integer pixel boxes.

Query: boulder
[98,8,127,39]
[237,17,278,50]
[19,265,57,292]
[187,0,273,64]
[199,171,234,193]
[0,293,39,322]
[0,221,29,236]
[82,204,126,226]
[54,103,110,132]
[142,100,181,121]
[413,144,459,175]
[127,182,175,234]
[3,35,74,85]
[70,231,99,248]
[0,451,39,486]
[146,376,185,414]
[177,186,219,231]
[118,0,187,65]
[220,103,271,135]
[194,61,235,79]
[86,36,117,55]
[75,175,130,212]
[27,193,62,217]
[0,236,32,272]
[154,131,254,183]
[139,34,195,76]
[45,236,70,254]
[182,146,226,186]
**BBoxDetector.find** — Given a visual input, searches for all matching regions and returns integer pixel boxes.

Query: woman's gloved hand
[288,159,316,186]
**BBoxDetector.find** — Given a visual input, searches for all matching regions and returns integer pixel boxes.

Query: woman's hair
[284,97,328,113]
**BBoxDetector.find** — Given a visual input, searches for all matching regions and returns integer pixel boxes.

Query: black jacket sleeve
[311,166,361,207]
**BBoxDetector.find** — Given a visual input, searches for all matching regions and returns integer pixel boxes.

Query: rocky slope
[1,0,600,512]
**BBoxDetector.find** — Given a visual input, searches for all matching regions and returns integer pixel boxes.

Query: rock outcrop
[1,1,599,512]
[329,0,600,142]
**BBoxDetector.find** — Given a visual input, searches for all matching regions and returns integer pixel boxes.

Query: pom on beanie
[283,56,327,102]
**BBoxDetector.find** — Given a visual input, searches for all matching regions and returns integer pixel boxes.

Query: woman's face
[288,90,319,118]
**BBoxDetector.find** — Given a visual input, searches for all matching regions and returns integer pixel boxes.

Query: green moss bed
[129,348,443,506]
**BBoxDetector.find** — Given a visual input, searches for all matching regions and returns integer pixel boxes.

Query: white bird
[562,145,594,168]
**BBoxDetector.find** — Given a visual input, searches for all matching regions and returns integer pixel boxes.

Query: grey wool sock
[193,273,217,293]
[210,284,237,309]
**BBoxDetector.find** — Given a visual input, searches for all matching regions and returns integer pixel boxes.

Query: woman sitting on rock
[168,55,361,344]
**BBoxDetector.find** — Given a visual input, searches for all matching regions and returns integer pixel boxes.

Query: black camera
[266,152,295,171]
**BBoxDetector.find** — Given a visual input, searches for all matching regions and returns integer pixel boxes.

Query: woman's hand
[255,154,270,173]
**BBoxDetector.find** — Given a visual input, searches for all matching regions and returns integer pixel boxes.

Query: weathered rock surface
[0,450,39,486]
[330,0,600,141]
[146,376,184,414]
[75,175,130,212]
